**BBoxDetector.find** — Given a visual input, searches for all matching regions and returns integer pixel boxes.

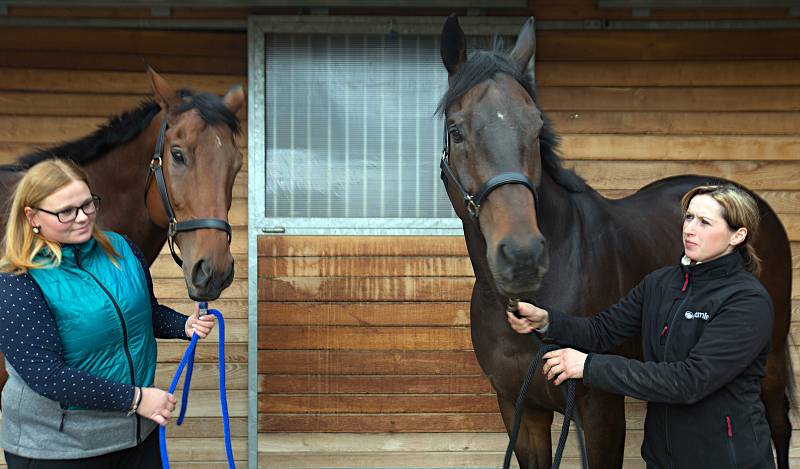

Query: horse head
[145,67,244,301]
[439,15,548,300]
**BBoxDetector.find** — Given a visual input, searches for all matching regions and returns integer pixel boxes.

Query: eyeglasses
[33,195,101,224]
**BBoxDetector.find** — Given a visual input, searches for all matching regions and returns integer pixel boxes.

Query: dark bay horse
[0,67,245,395]
[438,15,792,469]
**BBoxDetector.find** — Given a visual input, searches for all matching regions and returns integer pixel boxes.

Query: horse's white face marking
[215,135,223,148]
[497,111,505,120]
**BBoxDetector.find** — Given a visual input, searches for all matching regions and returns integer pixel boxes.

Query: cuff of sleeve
[583,353,596,387]
[542,307,565,339]
[111,383,139,412]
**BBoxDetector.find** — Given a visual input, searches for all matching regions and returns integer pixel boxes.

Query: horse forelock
[174,89,242,135]
[436,49,586,194]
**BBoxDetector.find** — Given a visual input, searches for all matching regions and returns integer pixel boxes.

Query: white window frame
[247,15,525,235]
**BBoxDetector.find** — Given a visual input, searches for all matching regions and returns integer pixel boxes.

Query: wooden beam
[0,0,525,7]
[258,350,482,375]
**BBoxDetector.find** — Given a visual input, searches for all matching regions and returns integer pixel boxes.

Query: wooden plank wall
[258,23,800,469]
[0,27,249,468]
[0,1,798,468]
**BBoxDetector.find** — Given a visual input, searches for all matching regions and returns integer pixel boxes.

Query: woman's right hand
[506,302,549,334]
[137,387,177,426]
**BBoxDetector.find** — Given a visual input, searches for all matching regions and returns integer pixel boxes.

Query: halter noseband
[145,116,232,267]
[439,119,539,220]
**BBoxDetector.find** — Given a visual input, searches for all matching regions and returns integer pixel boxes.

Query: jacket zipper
[726,416,738,468]
[662,270,692,468]
[659,320,671,346]
[74,247,141,444]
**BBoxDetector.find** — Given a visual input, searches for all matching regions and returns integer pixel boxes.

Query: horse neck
[536,174,653,312]
[82,116,167,265]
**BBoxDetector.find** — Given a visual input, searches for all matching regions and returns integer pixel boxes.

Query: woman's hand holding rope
[185,304,217,339]
[506,301,588,386]
[138,387,177,426]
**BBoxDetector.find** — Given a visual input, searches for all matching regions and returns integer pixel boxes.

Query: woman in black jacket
[507,184,775,469]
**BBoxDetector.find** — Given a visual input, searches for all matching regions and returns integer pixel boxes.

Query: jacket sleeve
[122,235,189,340]
[544,275,647,353]
[0,274,134,411]
[583,288,773,404]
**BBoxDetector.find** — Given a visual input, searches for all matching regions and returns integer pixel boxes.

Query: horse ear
[146,65,181,112]
[510,17,536,72]
[223,84,245,115]
[440,13,467,76]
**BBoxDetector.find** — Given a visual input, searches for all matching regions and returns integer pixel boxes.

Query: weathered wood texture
[0,25,248,468]
[256,17,799,469]
[2,0,797,22]
[1,2,799,467]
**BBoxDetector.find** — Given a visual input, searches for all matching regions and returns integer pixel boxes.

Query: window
[250,16,525,234]
[263,33,451,224]
[250,16,519,235]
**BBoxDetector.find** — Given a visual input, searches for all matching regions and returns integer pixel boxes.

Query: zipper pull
[726,415,733,437]
[681,272,689,292]
[659,324,669,344]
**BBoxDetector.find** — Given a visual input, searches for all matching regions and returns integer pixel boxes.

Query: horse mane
[436,47,586,193]
[4,89,241,171]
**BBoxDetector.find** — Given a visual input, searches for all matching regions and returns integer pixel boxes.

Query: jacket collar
[35,237,97,267]
[680,248,745,282]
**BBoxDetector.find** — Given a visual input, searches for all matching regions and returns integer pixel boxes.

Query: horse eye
[171,148,185,164]
[449,127,464,143]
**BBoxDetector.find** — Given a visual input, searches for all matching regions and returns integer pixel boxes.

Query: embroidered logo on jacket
[684,310,709,321]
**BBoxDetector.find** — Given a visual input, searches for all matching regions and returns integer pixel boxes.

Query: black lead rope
[502,342,588,469]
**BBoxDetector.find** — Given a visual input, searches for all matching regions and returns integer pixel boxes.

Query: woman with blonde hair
[0,159,216,468]
[508,184,775,469]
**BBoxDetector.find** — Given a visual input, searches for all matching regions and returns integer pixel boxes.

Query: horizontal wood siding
[257,18,799,469]
[258,235,486,433]
[0,26,248,467]
[1,1,799,467]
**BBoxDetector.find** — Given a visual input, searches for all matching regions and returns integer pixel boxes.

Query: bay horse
[438,15,792,469]
[0,67,244,397]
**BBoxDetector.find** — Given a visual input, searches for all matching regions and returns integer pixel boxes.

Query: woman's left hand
[185,305,216,339]
[542,348,587,386]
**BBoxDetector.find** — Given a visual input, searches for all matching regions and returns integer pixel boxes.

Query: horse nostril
[498,241,514,264]
[498,236,547,267]
[537,236,547,257]
[191,259,213,288]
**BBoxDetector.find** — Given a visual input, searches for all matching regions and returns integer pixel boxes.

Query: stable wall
[0,1,798,468]
[0,26,249,468]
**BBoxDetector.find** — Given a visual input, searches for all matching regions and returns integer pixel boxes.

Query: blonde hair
[680,184,761,276]
[0,159,119,274]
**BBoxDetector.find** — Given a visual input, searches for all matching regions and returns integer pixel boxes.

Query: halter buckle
[466,196,479,219]
[168,219,178,237]
[150,156,162,170]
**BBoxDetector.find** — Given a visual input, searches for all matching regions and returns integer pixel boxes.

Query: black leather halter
[145,116,232,267]
[439,119,538,220]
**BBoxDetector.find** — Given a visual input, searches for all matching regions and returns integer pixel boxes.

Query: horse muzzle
[185,256,235,301]
[488,233,549,299]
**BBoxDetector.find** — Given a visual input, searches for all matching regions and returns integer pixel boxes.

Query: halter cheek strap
[439,119,539,220]
[145,116,232,267]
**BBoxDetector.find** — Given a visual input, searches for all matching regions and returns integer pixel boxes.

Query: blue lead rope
[159,309,235,469]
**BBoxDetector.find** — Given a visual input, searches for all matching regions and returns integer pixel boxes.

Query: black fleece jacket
[546,250,774,469]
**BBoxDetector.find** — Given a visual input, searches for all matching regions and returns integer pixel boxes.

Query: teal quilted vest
[28,232,156,395]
